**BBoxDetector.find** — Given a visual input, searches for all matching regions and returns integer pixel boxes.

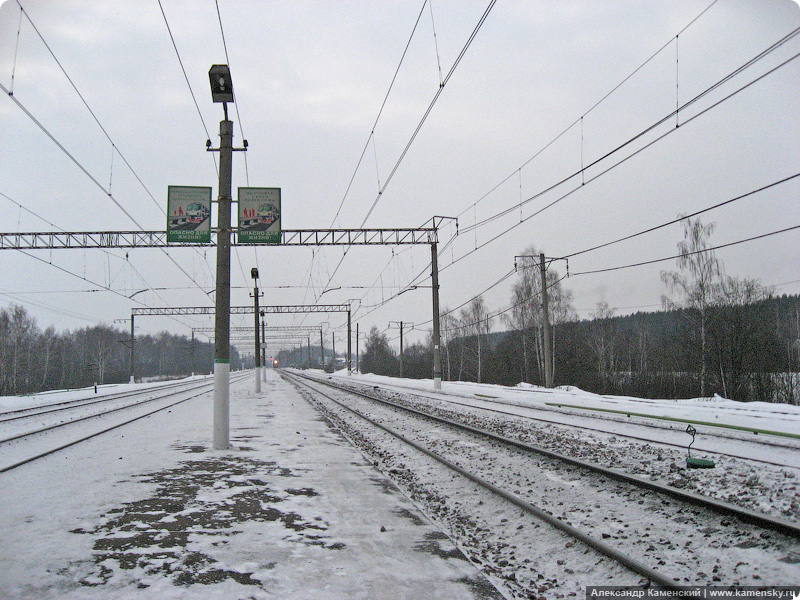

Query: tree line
[0,306,242,395]
[359,217,800,404]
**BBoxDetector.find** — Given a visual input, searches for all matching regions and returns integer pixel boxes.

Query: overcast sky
[0,0,798,354]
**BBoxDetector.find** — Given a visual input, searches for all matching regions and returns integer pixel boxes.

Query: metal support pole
[399,321,404,378]
[261,314,267,380]
[253,282,261,394]
[540,252,553,388]
[332,333,336,370]
[356,323,359,373]
[213,116,233,450]
[320,329,324,369]
[307,337,311,366]
[431,242,442,389]
[347,310,352,375]
[130,314,135,384]
[191,330,195,376]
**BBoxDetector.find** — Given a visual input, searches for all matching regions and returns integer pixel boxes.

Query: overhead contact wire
[457,0,720,221]
[442,46,800,274]
[16,0,166,216]
[319,1,496,302]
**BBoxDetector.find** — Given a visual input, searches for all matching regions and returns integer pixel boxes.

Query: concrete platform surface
[0,370,503,599]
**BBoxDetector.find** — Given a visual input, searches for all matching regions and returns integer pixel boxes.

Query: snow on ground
[0,374,213,413]
[0,370,499,599]
[293,370,800,591]
[334,370,800,437]
[324,370,800,524]
[2,369,800,598]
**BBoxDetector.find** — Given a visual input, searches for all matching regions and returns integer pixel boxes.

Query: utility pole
[398,321,403,377]
[539,253,553,388]
[347,309,352,375]
[389,320,414,378]
[515,253,560,389]
[431,241,442,389]
[319,328,324,369]
[130,314,135,383]
[251,267,262,394]
[115,317,135,383]
[213,112,232,449]
[355,323,359,372]
[208,64,245,450]
[332,333,336,370]
[261,310,267,380]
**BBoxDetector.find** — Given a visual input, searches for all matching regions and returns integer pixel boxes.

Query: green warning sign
[167,186,212,243]
[238,187,281,244]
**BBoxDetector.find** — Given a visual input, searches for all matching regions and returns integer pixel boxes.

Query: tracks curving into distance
[0,374,249,473]
[282,369,800,594]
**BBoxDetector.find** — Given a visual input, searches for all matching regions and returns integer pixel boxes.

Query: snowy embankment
[0,374,213,413]
[334,370,800,438]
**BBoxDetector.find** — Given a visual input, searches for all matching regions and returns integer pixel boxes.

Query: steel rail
[0,378,218,445]
[0,378,209,423]
[282,370,681,590]
[296,371,800,540]
[336,378,800,468]
[0,373,249,474]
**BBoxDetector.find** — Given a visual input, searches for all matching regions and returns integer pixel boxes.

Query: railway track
[0,378,220,444]
[283,370,800,596]
[0,374,248,473]
[0,378,210,424]
[329,377,800,521]
[331,377,800,468]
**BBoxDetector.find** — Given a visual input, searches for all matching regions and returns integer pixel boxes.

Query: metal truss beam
[261,325,324,331]
[212,336,312,342]
[193,325,323,333]
[0,228,436,250]
[133,304,350,316]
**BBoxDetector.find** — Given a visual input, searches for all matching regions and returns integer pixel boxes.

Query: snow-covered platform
[0,370,501,600]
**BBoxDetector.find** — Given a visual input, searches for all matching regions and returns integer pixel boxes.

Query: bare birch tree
[661,217,721,397]
[468,296,492,383]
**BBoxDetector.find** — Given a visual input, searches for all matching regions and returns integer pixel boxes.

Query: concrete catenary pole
[261,312,267,381]
[213,116,233,450]
[431,242,442,389]
[129,314,135,384]
[540,253,553,388]
[252,271,261,394]
[347,309,352,375]
[399,321,404,378]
